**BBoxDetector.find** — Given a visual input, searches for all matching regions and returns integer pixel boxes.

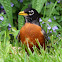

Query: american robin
[17,8,49,52]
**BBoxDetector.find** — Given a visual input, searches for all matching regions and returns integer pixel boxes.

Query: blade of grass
[49,1,57,18]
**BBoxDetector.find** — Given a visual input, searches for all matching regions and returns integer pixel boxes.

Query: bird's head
[19,8,39,22]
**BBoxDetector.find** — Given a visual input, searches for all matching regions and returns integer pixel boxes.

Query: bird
[17,8,49,52]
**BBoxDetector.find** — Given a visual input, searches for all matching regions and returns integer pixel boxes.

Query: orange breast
[20,23,45,51]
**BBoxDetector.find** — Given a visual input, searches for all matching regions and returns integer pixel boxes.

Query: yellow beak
[19,11,28,16]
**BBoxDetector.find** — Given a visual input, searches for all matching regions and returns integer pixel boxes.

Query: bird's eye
[29,10,34,16]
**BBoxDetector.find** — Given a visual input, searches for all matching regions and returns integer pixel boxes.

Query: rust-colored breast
[20,23,45,51]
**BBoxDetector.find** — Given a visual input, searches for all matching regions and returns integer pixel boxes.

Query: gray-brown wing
[16,31,20,42]
[41,28,50,42]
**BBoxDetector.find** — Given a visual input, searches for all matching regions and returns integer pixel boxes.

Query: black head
[19,8,39,21]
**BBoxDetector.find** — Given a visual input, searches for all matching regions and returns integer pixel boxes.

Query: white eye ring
[29,10,34,16]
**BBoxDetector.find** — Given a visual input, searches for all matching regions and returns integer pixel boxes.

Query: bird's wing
[41,28,50,42]
[16,31,20,42]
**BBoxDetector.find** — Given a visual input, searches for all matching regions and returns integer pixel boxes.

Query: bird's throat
[25,17,40,26]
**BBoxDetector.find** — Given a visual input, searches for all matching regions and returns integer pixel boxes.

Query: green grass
[0,37,62,62]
